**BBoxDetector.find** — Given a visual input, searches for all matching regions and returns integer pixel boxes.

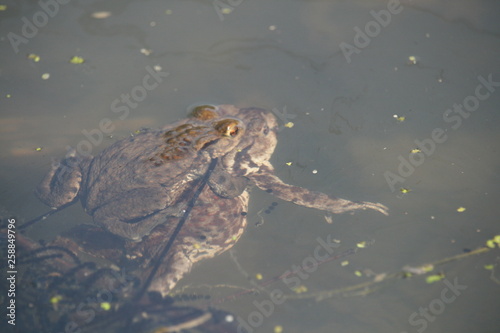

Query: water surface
[1,0,499,332]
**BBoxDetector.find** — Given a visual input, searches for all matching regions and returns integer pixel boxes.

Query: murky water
[1,0,499,332]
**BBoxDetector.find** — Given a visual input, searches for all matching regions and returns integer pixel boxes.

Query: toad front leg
[249,163,389,216]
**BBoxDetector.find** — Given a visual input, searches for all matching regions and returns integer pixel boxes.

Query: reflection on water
[1,0,499,332]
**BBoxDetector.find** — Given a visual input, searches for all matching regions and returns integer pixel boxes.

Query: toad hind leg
[91,188,187,242]
[35,151,84,208]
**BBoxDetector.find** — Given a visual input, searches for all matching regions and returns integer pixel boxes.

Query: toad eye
[190,105,218,120]
[214,119,241,137]
[263,126,270,135]
[226,125,240,137]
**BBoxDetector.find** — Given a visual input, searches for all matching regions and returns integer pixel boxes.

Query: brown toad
[35,105,388,296]
[36,106,248,241]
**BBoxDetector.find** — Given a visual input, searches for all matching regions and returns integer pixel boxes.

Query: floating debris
[425,273,444,284]
[91,11,111,19]
[69,56,85,64]
[486,239,496,249]
[403,264,434,275]
[408,55,419,65]
[456,206,466,213]
[356,241,366,248]
[400,188,410,194]
[100,302,111,311]
[292,285,308,294]
[28,53,40,62]
[393,114,406,122]
[41,73,50,80]
[50,295,63,305]
[410,148,421,154]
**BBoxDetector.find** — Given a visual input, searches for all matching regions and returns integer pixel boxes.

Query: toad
[35,105,388,296]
